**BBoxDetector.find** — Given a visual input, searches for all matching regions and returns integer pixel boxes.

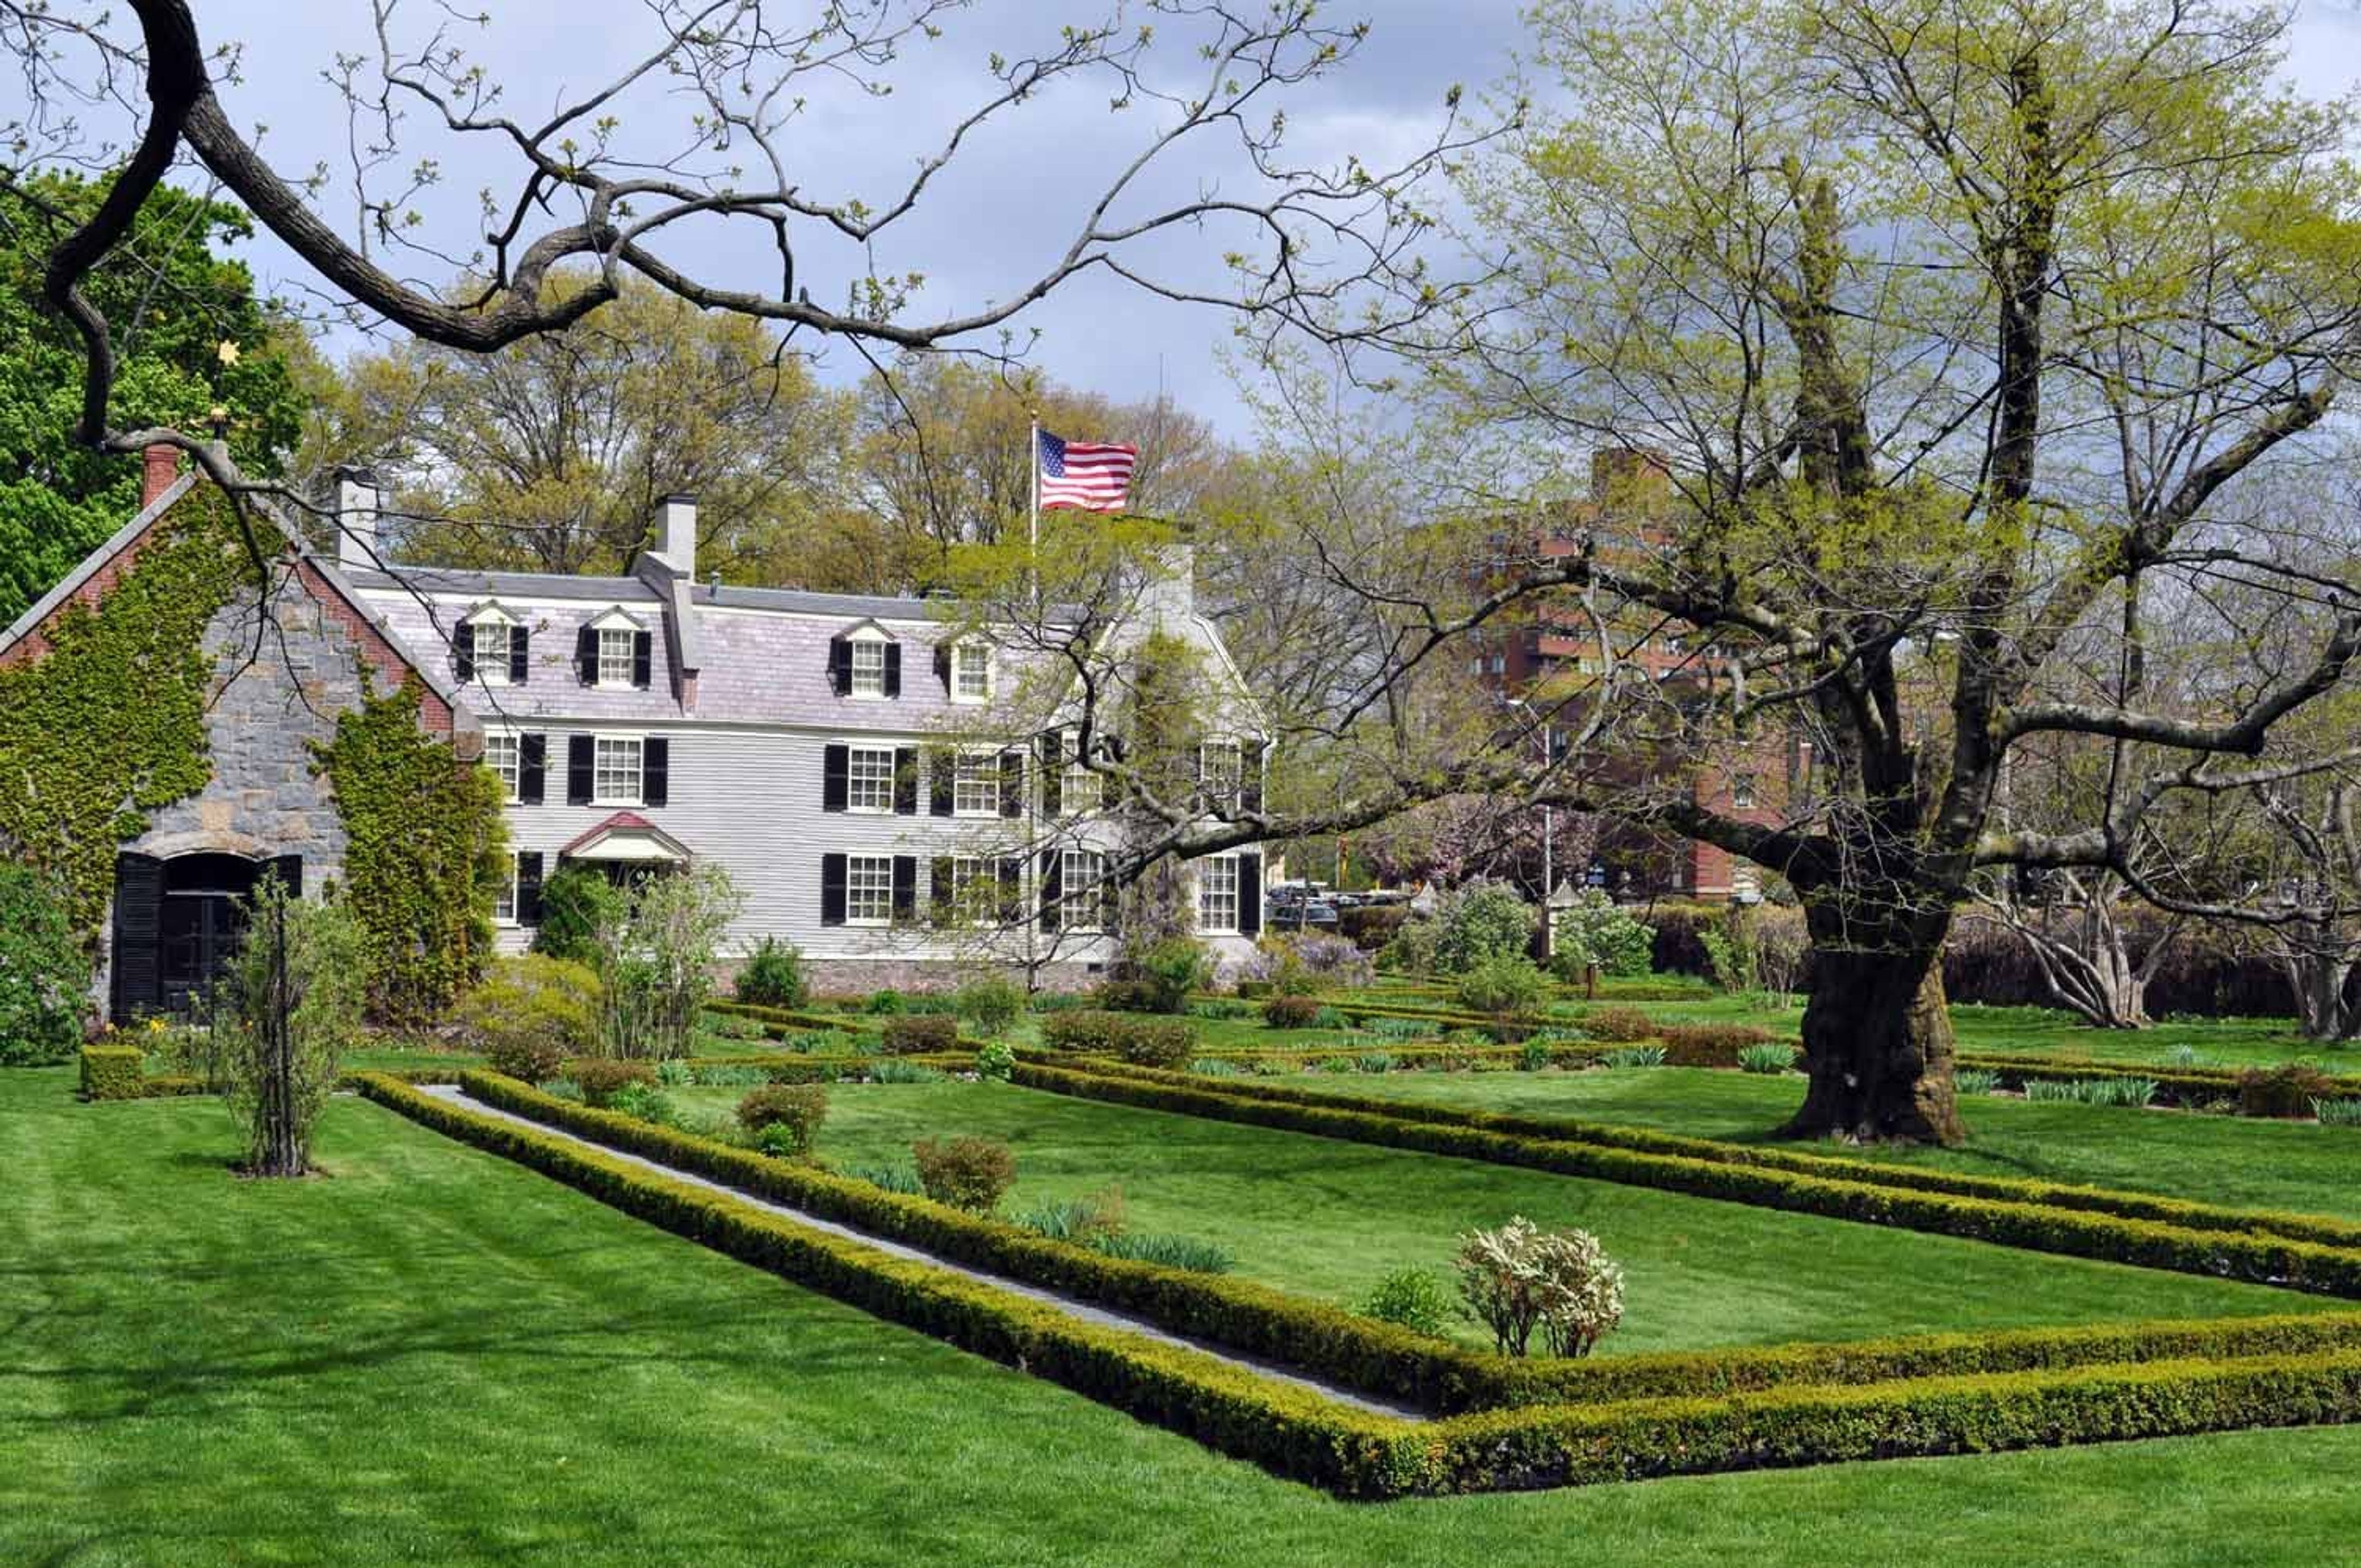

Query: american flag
[1037,429,1138,513]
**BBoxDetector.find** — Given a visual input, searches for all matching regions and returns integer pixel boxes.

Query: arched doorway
[111,850,303,1021]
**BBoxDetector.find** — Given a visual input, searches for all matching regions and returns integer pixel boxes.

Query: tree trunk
[1786,926,1965,1147]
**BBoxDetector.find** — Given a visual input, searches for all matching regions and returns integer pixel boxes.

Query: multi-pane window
[484,732,521,802]
[850,637,887,697]
[492,852,520,924]
[1196,855,1240,933]
[1064,761,1103,815]
[952,642,991,702]
[597,627,635,687]
[954,751,999,817]
[594,735,643,802]
[1733,773,1757,810]
[1061,849,1105,932]
[472,620,512,684]
[947,855,992,921]
[847,745,896,813]
[1200,739,1243,810]
[846,853,895,925]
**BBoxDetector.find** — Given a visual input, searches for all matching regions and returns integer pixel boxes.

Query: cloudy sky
[165,1,2361,440]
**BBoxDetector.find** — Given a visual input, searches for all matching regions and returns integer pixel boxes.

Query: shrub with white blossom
[1452,1216,1626,1358]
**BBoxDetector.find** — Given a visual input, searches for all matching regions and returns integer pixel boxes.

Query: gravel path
[419,1083,1425,1419]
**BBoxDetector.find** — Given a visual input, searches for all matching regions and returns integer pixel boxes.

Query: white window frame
[1733,773,1757,810]
[471,619,514,687]
[846,743,896,815]
[950,640,993,705]
[592,734,645,806]
[1061,847,1105,933]
[492,851,521,925]
[954,750,1000,818]
[848,627,890,700]
[948,855,992,919]
[596,626,637,689]
[1064,759,1104,816]
[845,852,895,927]
[483,732,521,804]
[1200,738,1243,812]
[1196,854,1241,935]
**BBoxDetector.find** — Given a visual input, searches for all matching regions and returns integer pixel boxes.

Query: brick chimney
[141,443,180,509]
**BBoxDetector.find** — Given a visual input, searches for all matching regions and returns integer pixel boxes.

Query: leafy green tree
[0,173,300,622]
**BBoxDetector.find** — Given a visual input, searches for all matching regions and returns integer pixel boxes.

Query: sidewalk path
[419,1083,1426,1419]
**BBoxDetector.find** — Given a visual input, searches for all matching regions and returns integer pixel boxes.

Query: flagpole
[1027,413,1041,609]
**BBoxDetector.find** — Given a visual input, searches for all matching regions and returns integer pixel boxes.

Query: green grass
[17,1067,2361,1565]
[673,1080,2333,1355]
[1263,1066,2361,1222]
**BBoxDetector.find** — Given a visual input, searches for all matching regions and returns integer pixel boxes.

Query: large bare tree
[1077,0,2361,1144]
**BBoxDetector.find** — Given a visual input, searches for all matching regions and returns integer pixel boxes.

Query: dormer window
[829,622,901,699]
[597,627,636,687]
[951,641,992,703]
[852,636,888,697]
[456,603,526,687]
[575,607,652,691]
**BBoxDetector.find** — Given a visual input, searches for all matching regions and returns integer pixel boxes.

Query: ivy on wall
[0,488,254,940]
[312,680,508,1025]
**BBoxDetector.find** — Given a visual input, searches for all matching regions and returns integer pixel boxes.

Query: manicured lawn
[1263,1066,2361,1221]
[670,1079,2335,1355]
[16,1067,2361,1565]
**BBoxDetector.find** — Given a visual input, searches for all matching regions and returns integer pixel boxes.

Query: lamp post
[1505,696,1554,954]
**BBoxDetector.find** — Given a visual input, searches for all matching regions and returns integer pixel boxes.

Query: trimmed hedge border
[446,1064,2361,1417]
[1050,1055,2361,1251]
[1014,1060,2361,1295]
[352,1072,2361,1494]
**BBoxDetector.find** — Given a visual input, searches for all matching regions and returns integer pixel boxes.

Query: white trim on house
[591,731,647,806]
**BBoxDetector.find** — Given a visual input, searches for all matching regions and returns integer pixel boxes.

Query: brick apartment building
[1469,449,1806,904]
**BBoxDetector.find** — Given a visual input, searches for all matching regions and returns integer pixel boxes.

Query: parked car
[1267,898,1340,932]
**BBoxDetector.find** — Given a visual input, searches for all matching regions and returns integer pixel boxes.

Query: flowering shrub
[1238,933,1376,994]
[1453,1216,1626,1358]
[1431,882,1538,974]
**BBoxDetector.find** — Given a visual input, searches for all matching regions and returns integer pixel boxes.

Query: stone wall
[126,574,373,877]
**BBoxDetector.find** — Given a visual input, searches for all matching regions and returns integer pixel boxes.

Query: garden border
[352,1071,2361,1496]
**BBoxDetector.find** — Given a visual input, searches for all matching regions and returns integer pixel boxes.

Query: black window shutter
[820,853,848,926]
[632,630,653,689]
[928,748,954,818]
[1241,740,1267,814]
[508,627,530,685]
[891,855,917,921]
[1238,853,1263,935]
[1038,849,1063,933]
[998,748,1025,818]
[892,746,919,815]
[516,852,545,925]
[883,642,902,698]
[566,735,594,805]
[643,737,669,807]
[518,734,547,804]
[933,643,952,691]
[451,625,475,683]
[930,856,956,926]
[574,625,597,686]
[1039,733,1063,817]
[822,744,849,812]
[270,853,304,899]
[996,858,1022,922]
[828,636,852,695]
[109,852,165,1022]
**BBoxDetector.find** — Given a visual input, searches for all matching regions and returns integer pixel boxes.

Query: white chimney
[334,467,380,569]
[1136,543,1195,628]
[656,493,697,578]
